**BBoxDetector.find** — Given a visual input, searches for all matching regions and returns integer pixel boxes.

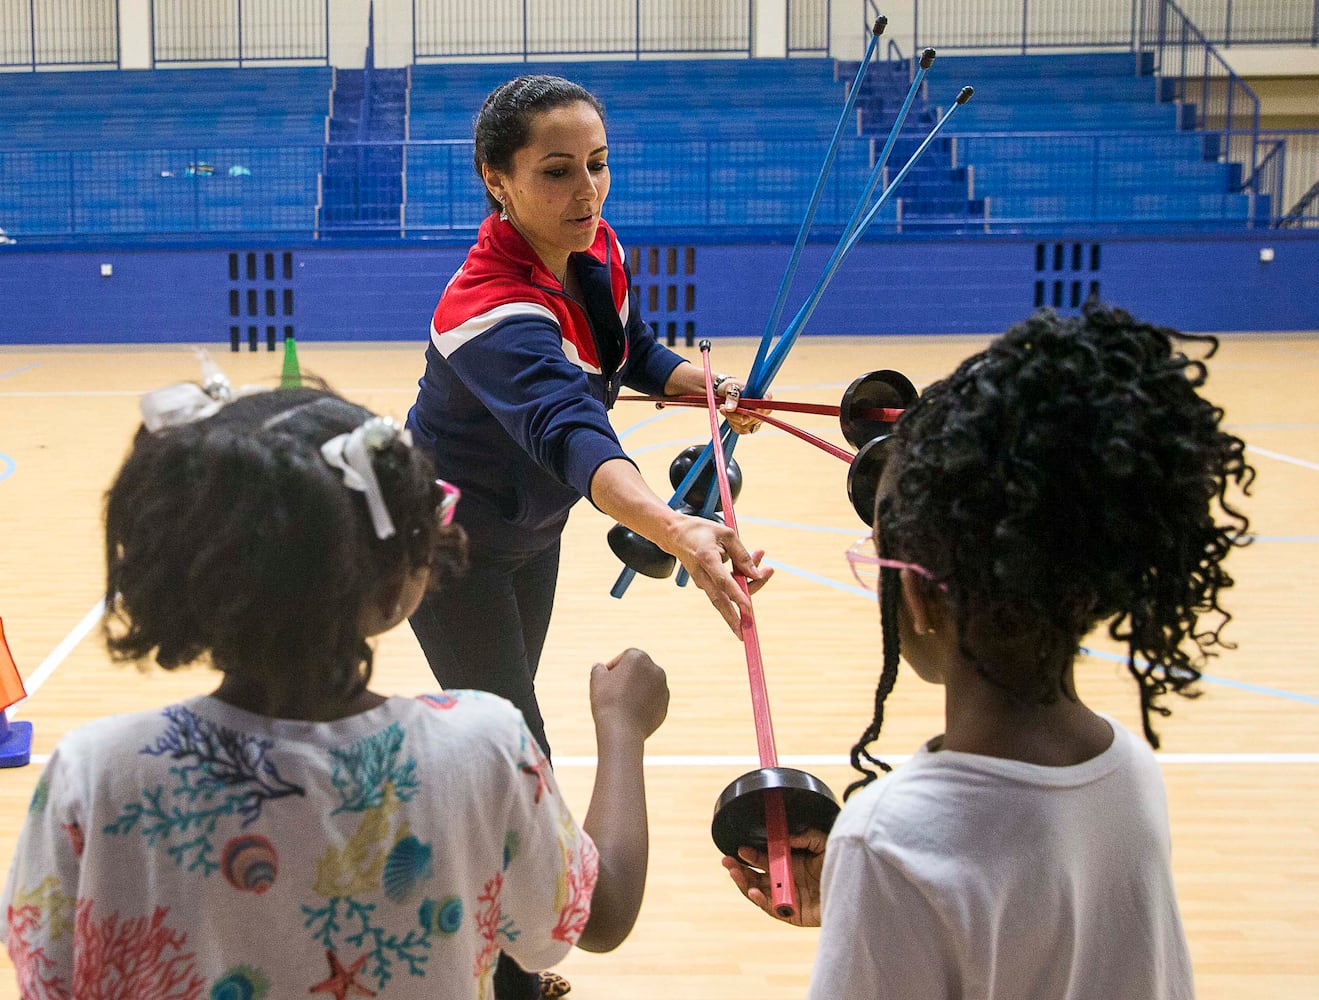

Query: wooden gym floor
[1,333,1317,998]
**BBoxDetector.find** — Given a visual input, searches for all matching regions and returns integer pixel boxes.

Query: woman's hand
[715,377,769,437]
[661,362,767,436]
[668,514,773,635]
[588,457,773,638]
[721,828,827,927]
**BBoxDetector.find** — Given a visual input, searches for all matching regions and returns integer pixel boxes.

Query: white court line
[6,600,105,720]
[12,604,1319,769]
[1248,446,1319,472]
[556,753,1319,767]
[0,390,143,398]
[21,751,1319,768]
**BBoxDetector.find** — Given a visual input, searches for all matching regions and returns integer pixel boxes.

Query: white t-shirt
[2,691,597,999]
[808,716,1193,999]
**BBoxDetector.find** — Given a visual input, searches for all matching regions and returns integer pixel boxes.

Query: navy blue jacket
[408,214,684,552]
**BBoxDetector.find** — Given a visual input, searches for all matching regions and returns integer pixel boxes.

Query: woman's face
[483,100,610,277]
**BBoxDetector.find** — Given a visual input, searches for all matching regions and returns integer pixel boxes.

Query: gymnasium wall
[48,1,1319,73]
[1,233,1314,345]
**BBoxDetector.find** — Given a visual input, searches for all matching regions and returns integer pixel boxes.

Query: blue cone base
[0,719,33,768]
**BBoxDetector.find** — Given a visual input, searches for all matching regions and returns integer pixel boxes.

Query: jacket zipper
[535,282,620,404]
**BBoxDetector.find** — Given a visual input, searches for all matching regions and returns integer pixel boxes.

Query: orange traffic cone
[0,617,33,768]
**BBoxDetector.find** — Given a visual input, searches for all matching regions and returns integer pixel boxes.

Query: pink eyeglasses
[436,479,461,526]
[845,536,942,592]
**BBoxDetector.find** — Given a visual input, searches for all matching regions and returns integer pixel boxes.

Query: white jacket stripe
[431,302,558,359]
[431,300,603,375]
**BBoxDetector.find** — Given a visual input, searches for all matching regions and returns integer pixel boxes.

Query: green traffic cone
[280,334,302,389]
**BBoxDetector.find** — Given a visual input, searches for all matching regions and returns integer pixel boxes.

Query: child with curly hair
[2,384,668,999]
[723,304,1255,999]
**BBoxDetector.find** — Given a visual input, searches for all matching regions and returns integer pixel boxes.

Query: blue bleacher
[0,67,329,237]
[929,53,1253,231]
[0,51,1266,240]
[405,58,933,232]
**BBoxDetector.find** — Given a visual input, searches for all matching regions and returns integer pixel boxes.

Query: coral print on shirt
[2,693,600,1000]
[105,705,307,875]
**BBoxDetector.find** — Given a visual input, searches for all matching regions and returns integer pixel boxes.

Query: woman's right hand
[586,458,773,637]
[669,513,774,636]
[721,828,827,927]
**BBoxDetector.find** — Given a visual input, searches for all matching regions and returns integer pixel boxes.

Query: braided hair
[104,387,467,698]
[844,303,1255,796]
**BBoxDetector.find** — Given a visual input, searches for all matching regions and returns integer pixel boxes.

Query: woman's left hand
[716,378,768,436]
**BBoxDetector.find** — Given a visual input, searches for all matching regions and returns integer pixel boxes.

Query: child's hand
[721,829,827,927]
[590,648,669,740]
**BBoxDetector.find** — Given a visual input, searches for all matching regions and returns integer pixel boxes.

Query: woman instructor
[406,74,770,761]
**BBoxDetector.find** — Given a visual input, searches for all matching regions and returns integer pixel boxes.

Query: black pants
[409,539,561,1000]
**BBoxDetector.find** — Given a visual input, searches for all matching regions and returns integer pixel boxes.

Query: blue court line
[761,559,1319,707]
[741,517,859,536]
[0,453,14,483]
[616,409,674,441]
[763,556,873,599]
[624,429,791,458]
[1079,645,1319,706]
[0,363,39,380]
[616,406,1316,706]
[745,523,1316,544]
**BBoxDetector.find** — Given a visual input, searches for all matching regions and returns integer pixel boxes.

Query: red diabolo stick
[734,408,855,463]
[618,393,905,424]
[698,342,799,920]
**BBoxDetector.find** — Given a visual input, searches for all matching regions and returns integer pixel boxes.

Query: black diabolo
[847,434,891,527]
[711,767,841,859]
[839,370,917,450]
[669,444,742,511]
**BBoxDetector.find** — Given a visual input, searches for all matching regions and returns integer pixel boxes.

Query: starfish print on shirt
[309,949,378,998]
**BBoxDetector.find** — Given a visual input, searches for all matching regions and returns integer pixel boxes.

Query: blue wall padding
[0,235,1315,345]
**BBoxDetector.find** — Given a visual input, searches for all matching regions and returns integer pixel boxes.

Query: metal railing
[912,0,1143,52]
[1263,129,1319,226]
[0,145,323,240]
[1167,0,1319,46]
[6,134,1310,244]
[948,129,1278,230]
[1140,0,1262,201]
[412,0,754,61]
[787,0,830,55]
[0,0,118,70]
[150,0,330,66]
[911,0,1318,51]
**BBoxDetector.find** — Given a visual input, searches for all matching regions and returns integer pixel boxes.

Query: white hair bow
[139,350,252,432]
[320,417,412,540]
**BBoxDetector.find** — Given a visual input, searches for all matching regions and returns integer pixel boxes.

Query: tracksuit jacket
[407,213,685,552]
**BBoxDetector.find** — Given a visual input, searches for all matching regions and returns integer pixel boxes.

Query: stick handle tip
[872,15,887,36]
[957,85,974,104]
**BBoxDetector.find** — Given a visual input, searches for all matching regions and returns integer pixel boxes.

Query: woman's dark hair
[473,74,605,213]
[845,303,1255,797]
[104,386,466,698]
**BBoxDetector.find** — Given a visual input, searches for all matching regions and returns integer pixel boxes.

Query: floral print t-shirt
[2,691,598,999]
